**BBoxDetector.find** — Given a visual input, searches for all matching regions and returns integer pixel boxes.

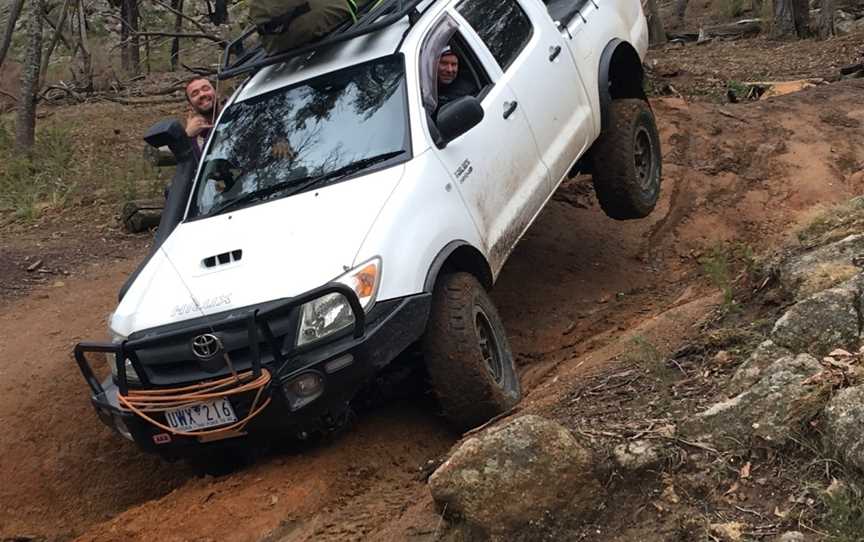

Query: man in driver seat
[437,46,474,109]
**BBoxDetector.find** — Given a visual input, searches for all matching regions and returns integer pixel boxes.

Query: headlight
[109,328,141,385]
[297,258,381,346]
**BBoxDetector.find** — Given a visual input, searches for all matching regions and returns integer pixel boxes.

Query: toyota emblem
[191,333,221,360]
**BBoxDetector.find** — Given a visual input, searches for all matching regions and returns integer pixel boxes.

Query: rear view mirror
[144,119,194,163]
[436,96,484,148]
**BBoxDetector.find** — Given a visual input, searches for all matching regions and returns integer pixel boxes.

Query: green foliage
[822,482,864,542]
[700,245,735,308]
[698,242,757,310]
[109,156,166,204]
[0,120,77,219]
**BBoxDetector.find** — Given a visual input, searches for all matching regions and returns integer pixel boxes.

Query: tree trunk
[674,0,689,26]
[642,0,667,45]
[0,0,25,72]
[15,0,43,152]
[773,0,810,38]
[120,0,139,74]
[819,0,835,38]
[170,0,183,70]
[75,0,92,91]
[40,0,71,90]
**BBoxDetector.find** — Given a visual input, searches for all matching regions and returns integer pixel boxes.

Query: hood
[112,165,405,336]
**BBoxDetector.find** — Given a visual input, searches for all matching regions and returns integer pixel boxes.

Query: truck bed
[543,0,589,26]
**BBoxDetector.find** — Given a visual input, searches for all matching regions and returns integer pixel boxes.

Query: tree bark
[40,0,71,90]
[0,0,25,72]
[75,0,92,91]
[15,0,43,152]
[170,0,183,70]
[120,0,140,74]
[674,0,689,26]
[772,0,810,38]
[819,0,835,39]
[642,0,667,45]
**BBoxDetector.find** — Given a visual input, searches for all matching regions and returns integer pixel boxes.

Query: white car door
[457,0,593,187]
[426,23,549,274]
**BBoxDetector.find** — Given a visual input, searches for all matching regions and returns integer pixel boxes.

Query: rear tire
[422,273,521,432]
[591,98,662,220]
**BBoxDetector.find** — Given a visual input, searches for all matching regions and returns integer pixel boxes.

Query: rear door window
[455,0,533,72]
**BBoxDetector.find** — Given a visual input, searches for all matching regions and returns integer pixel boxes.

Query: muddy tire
[591,98,662,220]
[422,273,521,432]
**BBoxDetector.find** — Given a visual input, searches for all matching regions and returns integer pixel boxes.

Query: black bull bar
[73,283,367,397]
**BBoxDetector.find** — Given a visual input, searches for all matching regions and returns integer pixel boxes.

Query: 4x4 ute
[74,0,661,460]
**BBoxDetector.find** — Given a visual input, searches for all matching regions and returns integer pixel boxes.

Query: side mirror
[144,119,194,163]
[436,96,484,148]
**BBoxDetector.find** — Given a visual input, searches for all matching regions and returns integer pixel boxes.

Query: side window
[456,0,533,71]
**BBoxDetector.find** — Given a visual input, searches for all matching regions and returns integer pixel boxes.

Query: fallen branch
[131,31,225,45]
[98,94,186,105]
[181,62,217,76]
[0,88,18,102]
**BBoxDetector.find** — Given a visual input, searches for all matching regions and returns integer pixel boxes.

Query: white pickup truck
[74,0,660,462]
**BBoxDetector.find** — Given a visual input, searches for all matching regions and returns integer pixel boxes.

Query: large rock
[682,354,823,452]
[779,234,864,299]
[771,281,861,357]
[823,385,864,472]
[428,415,601,536]
[728,340,792,396]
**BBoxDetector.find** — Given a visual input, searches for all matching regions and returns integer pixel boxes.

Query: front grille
[127,302,297,387]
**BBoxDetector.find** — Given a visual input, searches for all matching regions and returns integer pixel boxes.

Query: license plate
[165,398,237,432]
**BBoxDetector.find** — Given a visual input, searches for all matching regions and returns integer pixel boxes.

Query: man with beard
[184,77,221,156]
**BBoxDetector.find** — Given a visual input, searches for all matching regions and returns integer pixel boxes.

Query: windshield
[189,54,410,219]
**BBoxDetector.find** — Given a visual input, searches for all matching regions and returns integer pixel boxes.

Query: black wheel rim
[634,126,655,192]
[474,306,504,385]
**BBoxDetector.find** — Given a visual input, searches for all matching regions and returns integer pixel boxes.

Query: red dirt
[2,76,864,540]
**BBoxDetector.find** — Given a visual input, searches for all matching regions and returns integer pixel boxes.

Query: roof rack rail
[218,0,426,80]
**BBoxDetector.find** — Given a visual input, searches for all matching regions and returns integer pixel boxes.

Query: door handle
[549,45,562,62]
[503,101,518,119]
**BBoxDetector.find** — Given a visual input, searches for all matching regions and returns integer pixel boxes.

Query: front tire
[591,98,662,220]
[422,273,521,432]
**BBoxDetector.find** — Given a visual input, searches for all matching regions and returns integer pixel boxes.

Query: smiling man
[184,78,222,155]
[436,46,474,111]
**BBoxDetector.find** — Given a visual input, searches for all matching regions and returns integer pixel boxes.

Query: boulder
[428,415,601,536]
[779,234,864,299]
[682,354,823,452]
[771,282,860,357]
[728,340,792,396]
[823,385,864,472]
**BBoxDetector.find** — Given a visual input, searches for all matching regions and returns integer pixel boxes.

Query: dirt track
[3,80,864,541]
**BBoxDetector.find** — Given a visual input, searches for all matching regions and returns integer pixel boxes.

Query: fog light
[282,372,324,410]
[113,414,134,441]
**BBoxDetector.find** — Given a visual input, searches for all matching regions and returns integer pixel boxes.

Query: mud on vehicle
[74,0,661,461]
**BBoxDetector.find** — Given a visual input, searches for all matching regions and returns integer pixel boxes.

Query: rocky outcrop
[428,415,601,537]
[682,354,822,452]
[823,385,864,472]
[728,340,792,396]
[770,282,861,357]
[778,233,864,298]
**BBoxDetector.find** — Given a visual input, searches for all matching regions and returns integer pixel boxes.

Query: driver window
[430,33,491,117]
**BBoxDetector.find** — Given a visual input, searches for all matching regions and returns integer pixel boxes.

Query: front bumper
[74,284,431,456]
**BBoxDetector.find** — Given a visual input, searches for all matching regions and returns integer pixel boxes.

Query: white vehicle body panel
[499,0,593,184]
[113,0,652,337]
[111,165,405,336]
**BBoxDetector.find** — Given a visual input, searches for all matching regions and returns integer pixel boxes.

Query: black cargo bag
[250,0,376,54]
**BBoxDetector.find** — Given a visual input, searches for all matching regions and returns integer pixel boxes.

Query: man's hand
[185,113,212,138]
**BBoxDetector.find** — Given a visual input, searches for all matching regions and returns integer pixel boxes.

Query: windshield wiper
[208,151,405,217]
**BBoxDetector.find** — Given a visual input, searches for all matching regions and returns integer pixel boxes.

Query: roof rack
[218,0,426,80]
